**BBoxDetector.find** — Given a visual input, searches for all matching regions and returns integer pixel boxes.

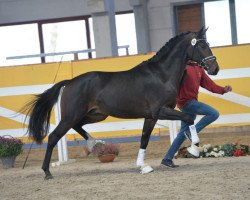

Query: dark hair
[187,60,198,66]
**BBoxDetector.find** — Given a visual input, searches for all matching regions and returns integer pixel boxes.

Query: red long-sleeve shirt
[177,65,225,109]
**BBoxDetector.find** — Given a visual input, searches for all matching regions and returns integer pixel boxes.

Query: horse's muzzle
[208,66,219,75]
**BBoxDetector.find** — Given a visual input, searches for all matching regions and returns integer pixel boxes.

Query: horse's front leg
[158,107,194,124]
[136,119,156,173]
[158,107,200,155]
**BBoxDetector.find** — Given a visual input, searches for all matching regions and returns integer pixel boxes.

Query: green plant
[238,144,249,154]
[0,136,23,157]
[221,143,236,156]
[92,143,119,157]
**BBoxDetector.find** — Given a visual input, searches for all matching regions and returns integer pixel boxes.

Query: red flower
[233,149,244,157]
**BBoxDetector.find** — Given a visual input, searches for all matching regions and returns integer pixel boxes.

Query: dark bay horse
[24,27,219,179]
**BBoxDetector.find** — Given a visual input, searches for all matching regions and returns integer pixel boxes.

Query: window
[0,24,40,66]
[115,13,137,55]
[87,13,137,57]
[235,0,250,44]
[0,13,137,67]
[42,20,89,62]
[204,0,232,47]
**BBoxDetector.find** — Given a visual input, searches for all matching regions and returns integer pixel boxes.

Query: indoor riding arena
[0,1,250,200]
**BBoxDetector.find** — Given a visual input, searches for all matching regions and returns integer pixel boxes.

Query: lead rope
[22,56,64,169]
[22,141,33,169]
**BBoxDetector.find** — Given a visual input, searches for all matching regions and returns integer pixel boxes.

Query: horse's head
[186,27,219,75]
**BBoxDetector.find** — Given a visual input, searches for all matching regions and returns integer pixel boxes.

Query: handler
[161,60,232,168]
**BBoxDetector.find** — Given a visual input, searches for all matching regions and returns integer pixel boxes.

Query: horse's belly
[103,104,150,119]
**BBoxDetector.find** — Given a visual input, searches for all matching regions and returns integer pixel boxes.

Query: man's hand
[224,85,232,93]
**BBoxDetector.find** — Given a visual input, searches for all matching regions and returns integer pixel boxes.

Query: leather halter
[191,38,216,69]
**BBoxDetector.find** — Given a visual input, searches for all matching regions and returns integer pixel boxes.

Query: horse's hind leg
[73,125,95,155]
[73,125,93,140]
[42,121,71,180]
[73,114,108,140]
[136,118,157,167]
[73,114,108,151]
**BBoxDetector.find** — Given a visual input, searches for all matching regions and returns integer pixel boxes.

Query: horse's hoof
[187,144,200,158]
[44,174,54,180]
[140,164,154,174]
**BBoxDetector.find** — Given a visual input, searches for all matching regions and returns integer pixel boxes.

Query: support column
[87,0,118,57]
[168,121,178,144]
[129,0,151,53]
[229,0,238,45]
[55,87,68,163]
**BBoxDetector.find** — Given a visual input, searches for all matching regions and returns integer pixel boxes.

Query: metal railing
[6,45,130,61]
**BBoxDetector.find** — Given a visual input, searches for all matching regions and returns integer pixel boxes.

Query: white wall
[0,0,196,53]
[0,0,131,24]
[147,0,193,51]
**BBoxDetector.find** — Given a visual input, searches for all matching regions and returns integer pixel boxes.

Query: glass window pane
[235,0,250,44]
[116,13,137,56]
[204,0,232,47]
[42,20,88,62]
[0,24,40,67]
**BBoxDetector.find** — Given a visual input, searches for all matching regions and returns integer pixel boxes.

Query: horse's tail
[24,80,69,144]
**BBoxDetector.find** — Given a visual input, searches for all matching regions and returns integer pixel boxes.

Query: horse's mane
[139,31,192,66]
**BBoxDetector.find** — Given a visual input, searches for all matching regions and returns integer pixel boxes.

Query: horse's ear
[197,26,208,38]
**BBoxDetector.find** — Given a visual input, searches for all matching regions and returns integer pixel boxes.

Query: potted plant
[92,142,119,163]
[0,136,23,168]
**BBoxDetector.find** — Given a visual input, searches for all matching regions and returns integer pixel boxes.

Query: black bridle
[191,38,216,70]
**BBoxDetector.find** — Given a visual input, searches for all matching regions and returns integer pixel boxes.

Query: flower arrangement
[178,142,249,158]
[92,142,119,157]
[0,136,23,157]
[199,144,225,158]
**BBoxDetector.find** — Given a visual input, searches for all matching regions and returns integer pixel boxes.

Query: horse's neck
[158,49,187,87]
